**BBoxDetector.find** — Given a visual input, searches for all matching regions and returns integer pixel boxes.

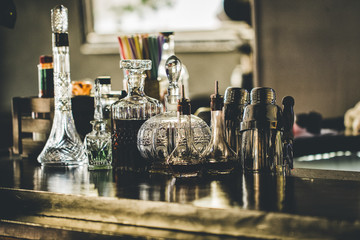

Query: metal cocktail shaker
[224,87,249,155]
[240,87,284,173]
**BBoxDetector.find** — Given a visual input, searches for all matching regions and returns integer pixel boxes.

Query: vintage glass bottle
[137,56,210,174]
[111,59,163,172]
[38,5,86,165]
[201,81,238,175]
[84,79,112,170]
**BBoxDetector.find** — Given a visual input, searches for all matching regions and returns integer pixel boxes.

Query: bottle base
[40,161,85,167]
[88,165,112,171]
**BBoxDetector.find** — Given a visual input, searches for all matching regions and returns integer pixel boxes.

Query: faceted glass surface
[85,121,112,170]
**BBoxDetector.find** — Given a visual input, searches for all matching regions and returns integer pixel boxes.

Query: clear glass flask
[111,59,163,172]
[167,86,203,178]
[201,81,238,175]
[84,79,112,170]
[137,55,210,174]
[38,5,86,165]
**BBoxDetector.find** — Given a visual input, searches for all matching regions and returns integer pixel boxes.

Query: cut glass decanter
[111,59,163,172]
[38,5,86,165]
[137,55,211,174]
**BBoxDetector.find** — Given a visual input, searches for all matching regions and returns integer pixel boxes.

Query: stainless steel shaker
[240,87,284,173]
[224,87,249,155]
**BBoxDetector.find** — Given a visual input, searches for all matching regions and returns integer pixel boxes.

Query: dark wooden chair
[11,97,54,157]
[11,96,94,158]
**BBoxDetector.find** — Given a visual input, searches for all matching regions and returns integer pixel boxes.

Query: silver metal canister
[224,87,249,155]
[240,87,284,173]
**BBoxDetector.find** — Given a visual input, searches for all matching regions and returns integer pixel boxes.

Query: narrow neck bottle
[127,72,145,96]
[162,34,175,59]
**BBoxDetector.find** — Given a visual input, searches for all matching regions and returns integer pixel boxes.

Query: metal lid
[250,87,276,104]
[224,87,249,105]
[96,76,111,85]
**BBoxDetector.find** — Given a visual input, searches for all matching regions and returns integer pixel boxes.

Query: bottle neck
[210,110,226,140]
[52,33,71,112]
[162,35,175,59]
[127,72,145,96]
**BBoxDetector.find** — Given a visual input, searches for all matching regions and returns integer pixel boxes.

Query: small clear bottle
[201,81,238,175]
[137,55,210,174]
[167,86,203,178]
[84,79,112,170]
[111,59,163,172]
[96,76,126,132]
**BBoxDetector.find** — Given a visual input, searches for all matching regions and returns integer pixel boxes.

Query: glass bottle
[167,86,203,178]
[137,55,210,174]
[84,79,112,170]
[96,76,127,132]
[112,59,163,172]
[38,5,86,166]
[38,55,54,98]
[201,81,238,175]
[158,32,189,100]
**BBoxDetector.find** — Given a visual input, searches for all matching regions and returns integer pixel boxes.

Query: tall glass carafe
[201,81,238,175]
[137,56,210,174]
[158,32,189,100]
[112,60,163,172]
[38,5,86,165]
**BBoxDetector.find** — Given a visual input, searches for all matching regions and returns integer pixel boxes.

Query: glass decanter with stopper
[38,5,86,165]
[137,55,210,174]
[112,59,163,172]
[158,32,189,100]
[167,86,203,178]
[84,79,112,170]
[201,81,238,175]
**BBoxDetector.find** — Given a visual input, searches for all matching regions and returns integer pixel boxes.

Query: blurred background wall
[253,0,360,118]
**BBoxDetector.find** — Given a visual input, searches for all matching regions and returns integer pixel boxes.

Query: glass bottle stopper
[165,55,181,111]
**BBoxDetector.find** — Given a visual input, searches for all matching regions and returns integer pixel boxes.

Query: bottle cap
[96,76,111,85]
[250,87,276,104]
[160,32,174,37]
[224,87,249,105]
[210,81,224,111]
[39,55,53,64]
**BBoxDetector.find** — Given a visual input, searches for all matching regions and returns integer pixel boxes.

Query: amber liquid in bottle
[112,119,148,172]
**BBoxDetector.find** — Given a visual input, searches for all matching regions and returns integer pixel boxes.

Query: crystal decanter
[38,5,86,165]
[167,86,203,178]
[201,81,238,175]
[84,79,112,170]
[112,60,163,172]
[137,55,210,174]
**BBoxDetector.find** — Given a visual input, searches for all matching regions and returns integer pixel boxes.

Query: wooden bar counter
[0,156,360,239]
